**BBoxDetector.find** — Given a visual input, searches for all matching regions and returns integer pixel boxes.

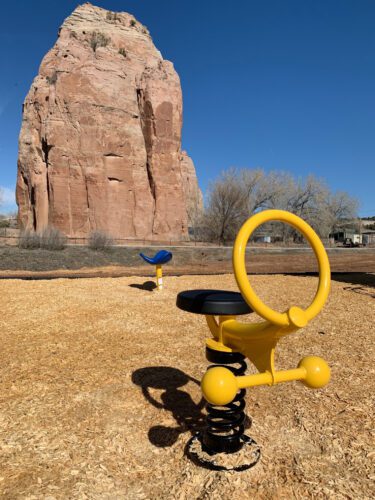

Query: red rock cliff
[16,3,201,240]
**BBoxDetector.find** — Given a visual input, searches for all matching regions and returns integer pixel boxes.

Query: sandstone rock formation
[16,3,201,241]
[180,151,203,226]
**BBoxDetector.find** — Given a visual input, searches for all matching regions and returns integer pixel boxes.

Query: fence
[0,228,219,248]
[1,228,372,248]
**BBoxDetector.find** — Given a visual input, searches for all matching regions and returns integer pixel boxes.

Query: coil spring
[203,350,248,454]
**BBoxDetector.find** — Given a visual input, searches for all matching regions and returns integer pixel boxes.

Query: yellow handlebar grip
[232,210,330,326]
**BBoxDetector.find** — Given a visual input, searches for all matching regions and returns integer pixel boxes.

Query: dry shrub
[88,231,114,250]
[19,227,66,250]
[46,71,58,85]
[19,229,40,249]
[90,31,110,52]
[39,227,67,250]
[106,11,118,21]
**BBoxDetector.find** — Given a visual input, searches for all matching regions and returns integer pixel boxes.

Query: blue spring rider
[139,250,173,290]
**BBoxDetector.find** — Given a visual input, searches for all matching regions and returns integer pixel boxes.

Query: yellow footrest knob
[201,367,238,406]
[298,356,331,389]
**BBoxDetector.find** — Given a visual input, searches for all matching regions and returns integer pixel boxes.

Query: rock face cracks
[16,3,202,240]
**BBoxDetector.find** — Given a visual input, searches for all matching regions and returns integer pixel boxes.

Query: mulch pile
[0,274,373,498]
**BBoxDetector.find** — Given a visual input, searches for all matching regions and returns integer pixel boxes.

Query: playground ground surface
[1,273,374,499]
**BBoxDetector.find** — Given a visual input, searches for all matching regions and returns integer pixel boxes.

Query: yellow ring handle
[233,210,330,327]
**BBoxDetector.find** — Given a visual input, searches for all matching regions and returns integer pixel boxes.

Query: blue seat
[139,250,173,265]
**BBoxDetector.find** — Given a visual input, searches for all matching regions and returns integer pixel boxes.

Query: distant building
[253,234,272,244]
[330,230,362,245]
[362,230,375,245]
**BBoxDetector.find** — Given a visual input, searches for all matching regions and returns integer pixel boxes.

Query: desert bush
[88,231,114,250]
[90,32,110,52]
[19,227,66,250]
[118,47,127,57]
[39,227,67,250]
[46,71,58,85]
[129,19,136,27]
[106,11,118,21]
[19,230,41,249]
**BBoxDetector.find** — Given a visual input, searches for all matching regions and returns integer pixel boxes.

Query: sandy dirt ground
[0,247,374,278]
[0,274,374,499]
[0,249,375,279]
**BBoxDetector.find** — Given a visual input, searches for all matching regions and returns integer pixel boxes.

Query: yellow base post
[156,264,163,290]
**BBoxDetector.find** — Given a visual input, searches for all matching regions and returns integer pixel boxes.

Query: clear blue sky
[0,0,374,215]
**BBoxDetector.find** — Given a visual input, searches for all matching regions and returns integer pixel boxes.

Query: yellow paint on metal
[200,210,331,404]
[205,338,234,353]
[156,264,163,290]
[201,366,238,405]
[201,358,330,405]
[298,356,331,389]
[205,315,220,338]
[232,209,330,326]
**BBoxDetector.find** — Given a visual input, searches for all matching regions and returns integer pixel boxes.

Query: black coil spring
[203,351,248,454]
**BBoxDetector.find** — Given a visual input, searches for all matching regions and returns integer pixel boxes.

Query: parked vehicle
[342,237,365,248]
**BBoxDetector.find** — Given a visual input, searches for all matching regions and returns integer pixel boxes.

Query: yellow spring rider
[177,209,330,471]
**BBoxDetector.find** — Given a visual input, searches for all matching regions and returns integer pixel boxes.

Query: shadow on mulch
[332,272,375,288]
[129,281,157,292]
[329,273,375,298]
[132,367,205,447]
[286,271,374,287]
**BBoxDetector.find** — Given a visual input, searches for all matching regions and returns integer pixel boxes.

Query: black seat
[176,289,252,316]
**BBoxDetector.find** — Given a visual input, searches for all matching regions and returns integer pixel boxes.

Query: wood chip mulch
[0,274,374,499]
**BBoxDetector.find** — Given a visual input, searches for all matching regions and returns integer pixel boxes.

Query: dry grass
[0,274,374,499]
[1,246,375,275]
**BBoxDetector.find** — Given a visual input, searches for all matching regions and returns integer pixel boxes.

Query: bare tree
[203,170,247,244]
[202,168,284,243]
[268,174,329,241]
[241,169,281,213]
[202,167,359,244]
[186,190,204,241]
[322,192,359,237]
